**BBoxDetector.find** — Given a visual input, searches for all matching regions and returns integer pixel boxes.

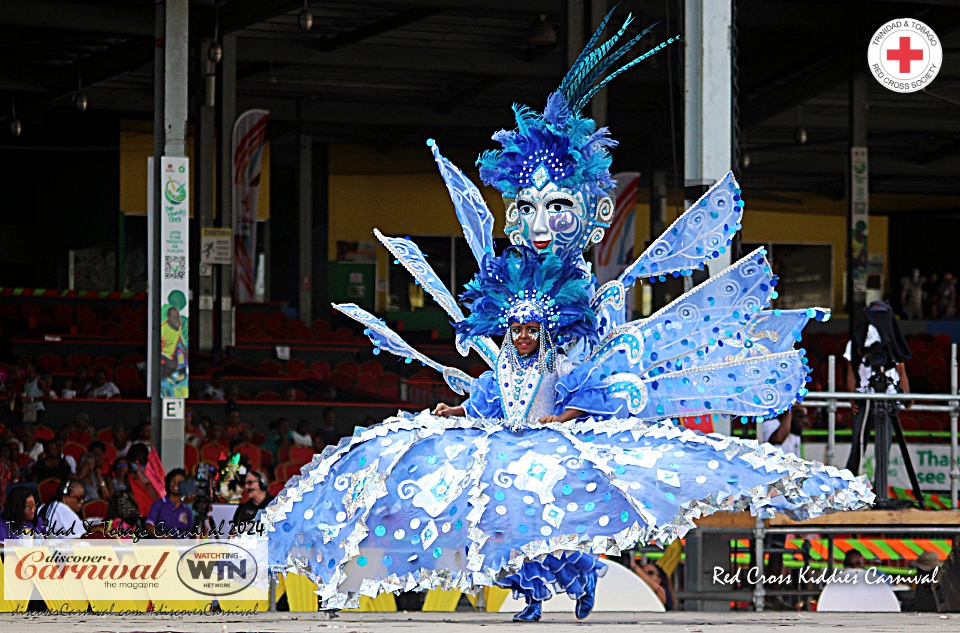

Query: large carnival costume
[263,11,874,619]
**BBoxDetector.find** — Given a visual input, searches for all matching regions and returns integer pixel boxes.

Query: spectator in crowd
[263,417,293,459]
[19,359,46,424]
[21,424,43,462]
[38,479,84,537]
[225,404,244,440]
[60,378,77,399]
[202,371,226,401]
[318,408,340,446]
[761,406,808,458]
[225,383,243,402]
[106,457,141,527]
[31,439,73,482]
[911,551,942,612]
[8,441,30,481]
[184,413,204,446]
[291,419,313,447]
[77,452,108,502]
[74,364,93,398]
[111,423,131,457]
[90,368,121,399]
[131,422,152,448]
[2,426,22,453]
[69,412,96,442]
[205,421,227,447]
[0,444,20,508]
[939,272,957,318]
[146,469,193,538]
[311,434,327,454]
[630,559,675,610]
[38,372,57,400]
[844,550,866,569]
[88,441,108,475]
[0,487,43,540]
[231,470,274,528]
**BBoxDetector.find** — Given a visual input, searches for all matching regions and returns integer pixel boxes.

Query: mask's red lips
[533,240,552,250]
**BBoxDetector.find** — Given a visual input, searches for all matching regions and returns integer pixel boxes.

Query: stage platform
[0,611,954,633]
[694,509,960,529]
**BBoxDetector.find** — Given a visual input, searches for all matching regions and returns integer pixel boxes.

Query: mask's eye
[517,201,535,216]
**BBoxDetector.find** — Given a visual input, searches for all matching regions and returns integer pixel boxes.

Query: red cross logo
[886,36,924,73]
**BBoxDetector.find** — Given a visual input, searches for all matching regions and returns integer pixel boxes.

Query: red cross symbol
[886,36,924,73]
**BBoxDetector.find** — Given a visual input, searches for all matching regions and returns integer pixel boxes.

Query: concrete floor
[0,612,954,633]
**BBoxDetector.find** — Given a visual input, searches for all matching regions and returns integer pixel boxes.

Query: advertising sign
[231,109,269,304]
[159,156,189,399]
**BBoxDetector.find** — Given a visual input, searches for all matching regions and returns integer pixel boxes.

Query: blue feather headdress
[477,10,679,198]
[455,246,597,345]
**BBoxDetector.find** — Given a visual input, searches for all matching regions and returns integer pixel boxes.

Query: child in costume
[262,11,874,618]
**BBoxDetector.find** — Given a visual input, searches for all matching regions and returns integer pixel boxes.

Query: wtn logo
[184,558,247,581]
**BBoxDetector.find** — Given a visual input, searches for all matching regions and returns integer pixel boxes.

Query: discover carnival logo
[868,18,942,93]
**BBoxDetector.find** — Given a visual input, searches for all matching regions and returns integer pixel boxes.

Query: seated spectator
[88,440,108,474]
[311,434,327,454]
[2,426,22,453]
[68,412,95,442]
[106,457,141,526]
[183,408,205,446]
[145,469,193,538]
[90,368,121,399]
[131,421,152,448]
[761,406,807,458]
[38,479,85,537]
[75,364,93,398]
[8,440,31,481]
[31,439,73,482]
[0,487,43,540]
[844,550,866,569]
[21,424,43,463]
[77,452,108,502]
[231,471,274,529]
[205,421,227,447]
[291,419,313,447]
[912,551,942,612]
[225,404,244,440]
[0,444,20,508]
[318,408,340,446]
[125,444,160,515]
[60,378,77,399]
[630,559,675,611]
[112,423,132,457]
[38,372,57,399]
[202,371,226,401]
[263,418,293,459]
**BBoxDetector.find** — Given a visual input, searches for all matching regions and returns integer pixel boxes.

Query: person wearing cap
[911,551,942,612]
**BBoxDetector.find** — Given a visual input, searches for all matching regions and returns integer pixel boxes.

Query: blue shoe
[513,600,542,622]
[574,571,597,620]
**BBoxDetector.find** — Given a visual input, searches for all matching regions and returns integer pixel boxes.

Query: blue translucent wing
[590,248,774,377]
[332,303,472,396]
[602,350,810,419]
[591,280,627,340]
[374,229,499,366]
[429,139,495,265]
[619,172,743,287]
[699,307,832,367]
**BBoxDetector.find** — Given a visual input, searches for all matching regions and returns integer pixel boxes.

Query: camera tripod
[845,369,926,510]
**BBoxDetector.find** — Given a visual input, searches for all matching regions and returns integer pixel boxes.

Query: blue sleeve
[462,371,503,419]
[555,361,625,418]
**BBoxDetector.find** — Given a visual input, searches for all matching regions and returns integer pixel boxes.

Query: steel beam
[0,1,153,35]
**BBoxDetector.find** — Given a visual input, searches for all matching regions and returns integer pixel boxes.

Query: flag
[595,172,640,284]
[232,109,269,303]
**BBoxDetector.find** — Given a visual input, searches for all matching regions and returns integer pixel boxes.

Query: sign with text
[805,442,959,491]
[3,539,268,601]
[160,156,190,398]
[162,398,184,420]
[201,227,233,265]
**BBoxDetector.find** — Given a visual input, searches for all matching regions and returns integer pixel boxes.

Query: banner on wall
[849,147,869,304]
[158,157,190,399]
[232,109,269,304]
[595,172,640,285]
[805,442,957,492]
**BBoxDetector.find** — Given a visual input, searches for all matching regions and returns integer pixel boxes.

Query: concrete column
[198,39,216,352]
[219,34,237,349]
[847,72,869,315]
[159,0,189,469]
[299,134,313,325]
[566,0,584,67]
[149,0,164,454]
[684,0,732,274]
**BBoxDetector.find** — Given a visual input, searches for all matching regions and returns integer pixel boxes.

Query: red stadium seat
[310,361,331,378]
[360,361,383,379]
[37,353,62,372]
[38,478,61,504]
[268,481,285,496]
[35,425,55,441]
[260,360,284,376]
[235,443,262,470]
[82,499,108,520]
[183,444,199,474]
[68,353,92,371]
[62,442,86,463]
[356,373,379,393]
[288,445,314,465]
[200,443,228,464]
[286,359,307,377]
[256,390,282,401]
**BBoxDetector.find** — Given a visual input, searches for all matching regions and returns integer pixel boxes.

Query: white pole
[827,354,836,466]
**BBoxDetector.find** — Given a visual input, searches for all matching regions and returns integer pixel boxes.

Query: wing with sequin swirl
[332,303,473,396]
[374,229,499,367]
[619,172,744,288]
[428,139,495,265]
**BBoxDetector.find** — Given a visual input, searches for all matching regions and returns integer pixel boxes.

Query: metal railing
[786,344,959,510]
